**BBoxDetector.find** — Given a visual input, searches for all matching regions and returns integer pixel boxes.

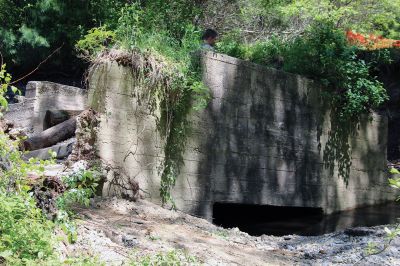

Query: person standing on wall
[201,29,218,51]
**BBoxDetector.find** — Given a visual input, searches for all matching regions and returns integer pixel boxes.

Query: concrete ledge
[23,138,76,160]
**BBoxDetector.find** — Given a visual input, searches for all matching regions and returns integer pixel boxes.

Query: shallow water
[213,202,400,236]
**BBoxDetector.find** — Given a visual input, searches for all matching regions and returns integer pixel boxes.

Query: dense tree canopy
[0,0,126,75]
[0,0,399,77]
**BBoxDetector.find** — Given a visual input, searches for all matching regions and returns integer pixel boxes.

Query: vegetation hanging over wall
[78,3,210,206]
[1,0,399,203]
[218,22,391,121]
[0,0,398,264]
[74,0,400,200]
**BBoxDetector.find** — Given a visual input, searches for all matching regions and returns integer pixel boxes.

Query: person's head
[202,29,218,46]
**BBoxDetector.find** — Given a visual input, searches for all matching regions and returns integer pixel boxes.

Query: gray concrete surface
[5,81,87,133]
[23,138,76,160]
[88,51,395,220]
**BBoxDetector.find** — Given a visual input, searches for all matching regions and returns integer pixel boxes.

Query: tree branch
[10,43,64,85]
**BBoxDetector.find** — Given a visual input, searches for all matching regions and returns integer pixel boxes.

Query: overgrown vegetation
[1,0,398,204]
[74,0,400,200]
[218,22,390,121]
[129,249,200,266]
[0,0,399,264]
[0,0,126,75]
[0,65,101,264]
[78,3,210,206]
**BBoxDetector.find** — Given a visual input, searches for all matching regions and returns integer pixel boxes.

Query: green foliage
[217,32,285,66]
[1,0,399,76]
[281,0,400,36]
[0,192,54,264]
[129,249,199,266]
[90,6,211,205]
[219,22,389,120]
[283,22,388,120]
[55,168,100,243]
[389,172,400,202]
[0,0,126,72]
[0,63,19,112]
[58,168,100,209]
[0,65,58,265]
[0,131,52,192]
[390,168,400,175]
[76,26,116,61]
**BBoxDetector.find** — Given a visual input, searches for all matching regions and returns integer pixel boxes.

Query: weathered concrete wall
[89,52,395,220]
[5,81,87,133]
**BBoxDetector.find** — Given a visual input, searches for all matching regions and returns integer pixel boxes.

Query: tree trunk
[24,117,77,151]
[43,110,82,130]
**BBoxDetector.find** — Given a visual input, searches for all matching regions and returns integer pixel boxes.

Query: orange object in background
[346,30,400,50]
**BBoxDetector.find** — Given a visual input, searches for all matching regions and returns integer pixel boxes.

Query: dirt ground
[57,198,400,266]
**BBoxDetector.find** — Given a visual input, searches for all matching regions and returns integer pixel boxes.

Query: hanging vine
[90,48,209,206]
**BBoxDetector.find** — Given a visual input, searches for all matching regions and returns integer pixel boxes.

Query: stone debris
[67,109,99,164]
[31,176,66,220]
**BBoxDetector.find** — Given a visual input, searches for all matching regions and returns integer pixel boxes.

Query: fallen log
[24,117,77,151]
[43,110,82,130]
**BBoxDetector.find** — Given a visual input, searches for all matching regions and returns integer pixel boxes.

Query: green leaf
[390,168,400,175]
[11,86,18,94]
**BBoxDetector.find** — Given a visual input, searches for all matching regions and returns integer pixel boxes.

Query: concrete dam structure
[89,51,395,220]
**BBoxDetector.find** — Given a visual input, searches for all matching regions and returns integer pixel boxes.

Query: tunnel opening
[213,202,400,236]
[213,203,324,236]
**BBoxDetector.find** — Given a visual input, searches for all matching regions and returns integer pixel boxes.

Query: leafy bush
[283,22,388,119]
[76,26,116,61]
[217,33,285,67]
[55,166,100,243]
[0,192,54,264]
[58,168,100,209]
[0,130,52,192]
[219,22,389,120]
[0,63,18,111]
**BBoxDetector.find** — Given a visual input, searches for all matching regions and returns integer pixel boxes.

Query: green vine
[89,45,209,206]
[77,2,211,206]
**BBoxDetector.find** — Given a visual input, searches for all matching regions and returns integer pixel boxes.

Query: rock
[67,109,99,164]
[8,127,28,140]
[0,118,14,133]
[344,227,376,237]
[122,234,139,248]
[304,252,317,259]
[31,176,66,220]
[14,95,26,103]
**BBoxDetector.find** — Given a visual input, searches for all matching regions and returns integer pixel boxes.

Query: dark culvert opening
[213,202,400,236]
[213,203,324,236]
